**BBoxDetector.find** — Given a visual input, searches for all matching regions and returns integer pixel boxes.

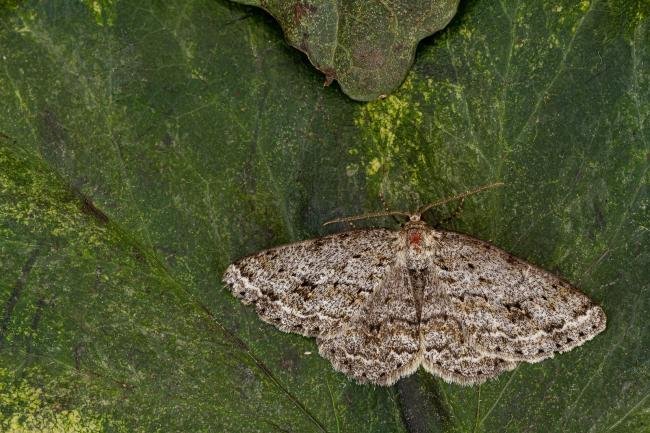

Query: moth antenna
[323,211,411,227]
[416,182,505,217]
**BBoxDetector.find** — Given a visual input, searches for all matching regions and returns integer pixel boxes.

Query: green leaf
[0,0,648,432]
[231,0,459,101]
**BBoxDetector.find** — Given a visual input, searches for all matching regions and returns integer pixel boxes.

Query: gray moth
[222,189,606,386]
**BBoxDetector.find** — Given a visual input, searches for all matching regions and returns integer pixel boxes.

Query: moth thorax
[405,229,430,270]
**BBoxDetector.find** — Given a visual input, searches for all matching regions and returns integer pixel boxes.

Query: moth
[223,184,606,386]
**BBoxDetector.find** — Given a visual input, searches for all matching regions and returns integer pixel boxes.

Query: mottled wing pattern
[224,222,606,387]
[422,336,517,386]
[430,230,606,363]
[418,267,517,385]
[318,267,421,386]
[223,229,399,338]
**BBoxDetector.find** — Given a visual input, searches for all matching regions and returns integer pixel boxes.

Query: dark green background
[0,0,648,432]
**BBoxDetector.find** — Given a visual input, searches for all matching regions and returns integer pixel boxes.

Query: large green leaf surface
[0,0,648,432]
